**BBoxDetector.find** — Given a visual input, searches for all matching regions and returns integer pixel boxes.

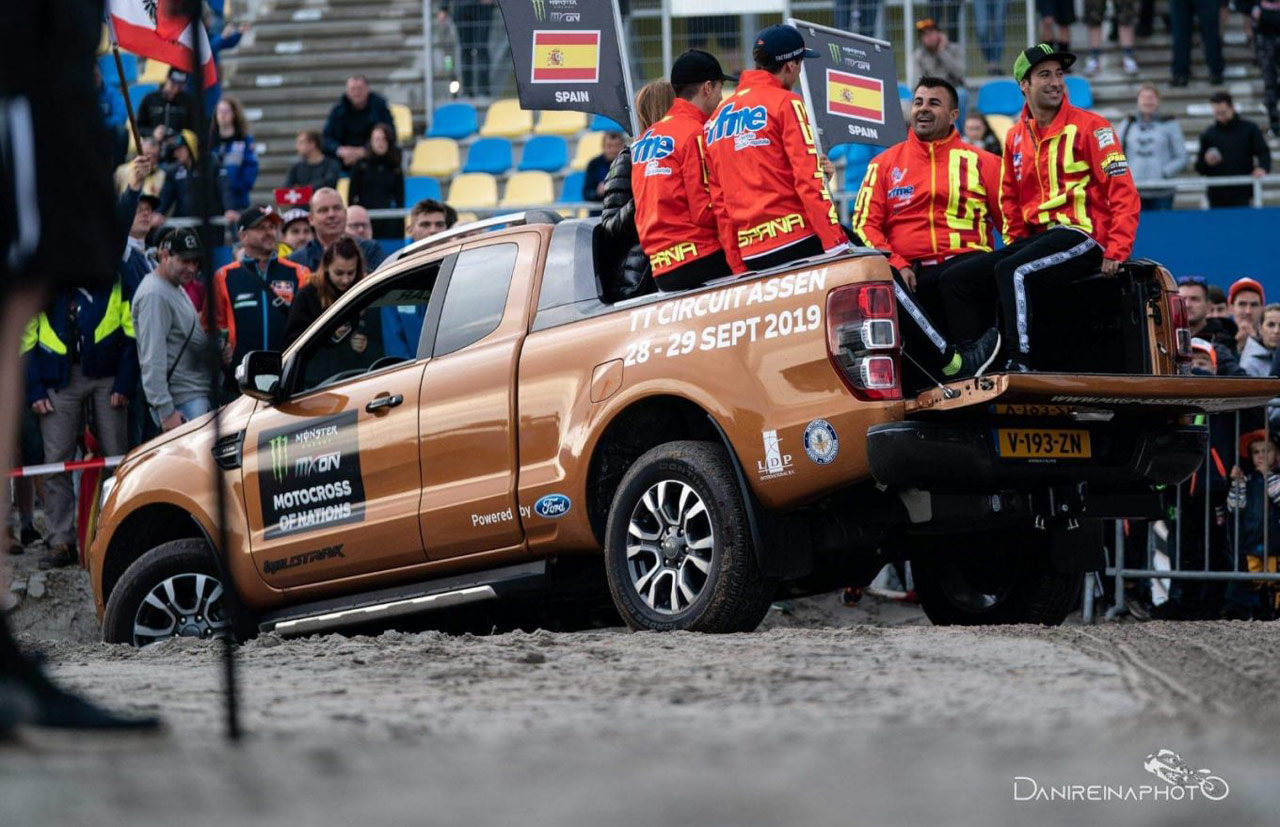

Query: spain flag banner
[531,30,601,84]
[827,69,884,124]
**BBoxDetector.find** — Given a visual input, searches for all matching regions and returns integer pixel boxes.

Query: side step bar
[258,560,547,637]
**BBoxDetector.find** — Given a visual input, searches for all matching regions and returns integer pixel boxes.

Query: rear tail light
[827,282,902,401]
[1169,294,1193,370]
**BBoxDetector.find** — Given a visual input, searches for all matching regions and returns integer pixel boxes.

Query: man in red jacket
[632,50,741,291]
[987,44,1141,371]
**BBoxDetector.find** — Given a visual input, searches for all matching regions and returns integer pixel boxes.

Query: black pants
[656,250,731,292]
[742,234,825,272]
[914,253,1000,344]
[991,228,1104,357]
[455,3,493,96]
[1171,0,1223,79]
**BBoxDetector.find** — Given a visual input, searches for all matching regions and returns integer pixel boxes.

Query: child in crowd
[1224,429,1280,618]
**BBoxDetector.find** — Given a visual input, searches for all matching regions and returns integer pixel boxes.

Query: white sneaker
[1123,55,1139,74]
[1084,55,1101,75]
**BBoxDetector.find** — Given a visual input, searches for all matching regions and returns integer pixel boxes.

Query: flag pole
[105,16,143,155]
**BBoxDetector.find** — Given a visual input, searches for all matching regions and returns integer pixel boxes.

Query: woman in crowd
[209,96,259,220]
[349,122,404,240]
[595,80,675,302]
[285,236,381,385]
[961,111,1003,156]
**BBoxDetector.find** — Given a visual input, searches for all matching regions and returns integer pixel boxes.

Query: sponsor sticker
[803,419,840,465]
[258,411,367,540]
[757,430,795,480]
[533,493,572,518]
[1094,127,1117,149]
[1102,151,1130,177]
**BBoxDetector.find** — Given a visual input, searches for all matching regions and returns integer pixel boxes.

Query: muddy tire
[103,539,234,647]
[603,441,775,632]
[910,529,1081,626]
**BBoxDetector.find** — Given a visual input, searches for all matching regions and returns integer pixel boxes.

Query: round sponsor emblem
[803,420,839,465]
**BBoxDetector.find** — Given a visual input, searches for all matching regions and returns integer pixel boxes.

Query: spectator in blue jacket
[94,65,128,167]
[158,129,222,218]
[210,95,259,222]
[323,75,394,169]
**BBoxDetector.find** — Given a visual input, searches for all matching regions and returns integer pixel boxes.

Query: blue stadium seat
[560,170,586,202]
[1064,76,1094,109]
[462,137,513,175]
[405,176,443,204]
[519,135,569,172]
[427,102,478,140]
[898,82,911,101]
[842,143,884,192]
[129,82,158,104]
[827,144,849,162]
[975,80,1024,116]
[590,114,626,132]
[101,53,138,86]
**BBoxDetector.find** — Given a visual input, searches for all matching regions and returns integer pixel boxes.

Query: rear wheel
[910,528,1081,626]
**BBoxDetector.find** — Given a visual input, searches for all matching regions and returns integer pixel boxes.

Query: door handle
[365,394,403,413]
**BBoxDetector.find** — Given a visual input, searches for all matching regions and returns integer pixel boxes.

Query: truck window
[433,243,519,357]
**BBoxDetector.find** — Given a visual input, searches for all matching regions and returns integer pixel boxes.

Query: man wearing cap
[913,19,966,90]
[280,208,314,254]
[212,206,311,374]
[158,129,223,219]
[1229,277,1265,356]
[131,228,215,432]
[632,50,742,291]
[137,67,196,136]
[703,25,847,272]
[983,44,1141,372]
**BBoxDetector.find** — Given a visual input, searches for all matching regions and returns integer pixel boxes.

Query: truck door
[417,233,540,559]
[242,259,446,587]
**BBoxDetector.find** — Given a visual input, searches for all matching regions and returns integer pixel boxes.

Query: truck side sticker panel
[757,430,795,481]
[259,410,367,540]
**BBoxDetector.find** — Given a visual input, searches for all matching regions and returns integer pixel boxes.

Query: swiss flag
[274,186,313,207]
[107,0,218,88]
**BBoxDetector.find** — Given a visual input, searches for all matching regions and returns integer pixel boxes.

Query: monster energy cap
[1013,43,1076,83]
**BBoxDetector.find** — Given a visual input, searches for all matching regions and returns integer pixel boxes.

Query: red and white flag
[107,0,218,87]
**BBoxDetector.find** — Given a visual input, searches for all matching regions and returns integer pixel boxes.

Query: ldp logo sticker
[803,419,839,465]
[534,494,572,518]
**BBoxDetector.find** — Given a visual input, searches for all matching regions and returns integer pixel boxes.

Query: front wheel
[603,441,775,632]
[103,539,232,647]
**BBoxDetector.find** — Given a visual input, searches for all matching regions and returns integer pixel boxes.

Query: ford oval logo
[534,494,571,519]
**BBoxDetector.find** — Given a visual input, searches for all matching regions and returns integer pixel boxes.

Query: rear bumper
[867,420,1206,489]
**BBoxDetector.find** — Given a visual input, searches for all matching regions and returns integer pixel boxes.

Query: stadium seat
[986,114,1015,145]
[975,80,1024,116]
[137,59,171,85]
[535,110,588,135]
[463,137,514,175]
[101,53,138,86]
[389,103,414,145]
[827,144,849,162]
[560,170,586,203]
[409,138,460,178]
[405,176,443,205]
[590,114,626,132]
[842,143,883,192]
[427,102,478,140]
[448,173,499,208]
[898,82,911,101]
[500,171,555,207]
[1064,76,1094,109]
[336,177,350,204]
[570,132,604,171]
[519,136,569,172]
[455,211,480,225]
[479,99,534,138]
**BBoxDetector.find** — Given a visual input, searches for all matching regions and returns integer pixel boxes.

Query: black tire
[910,529,1081,626]
[603,440,775,632]
[103,539,235,646]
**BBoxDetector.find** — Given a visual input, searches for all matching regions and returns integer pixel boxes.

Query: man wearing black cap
[212,205,311,374]
[137,67,196,135]
[132,228,215,432]
[632,49,742,291]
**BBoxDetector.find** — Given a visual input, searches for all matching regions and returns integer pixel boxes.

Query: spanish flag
[827,69,884,124]
[531,30,601,83]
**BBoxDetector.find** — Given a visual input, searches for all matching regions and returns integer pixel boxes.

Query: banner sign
[789,19,907,150]
[496,0,637,135]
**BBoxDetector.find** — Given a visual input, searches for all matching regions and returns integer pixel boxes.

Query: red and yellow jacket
[631,98,742,279]
[704,70,845,267]
[851,128,1004,270]
[1001,93,1141,261]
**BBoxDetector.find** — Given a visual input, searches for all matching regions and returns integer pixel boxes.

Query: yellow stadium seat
[137,59,171,84]
[98,24,110,55]
[534,110,587,136]
[448,173,499,208]
[500,171,555,208]
[479,99,534,138]
[409,138,460,178]
[986,114,1014,145]
[570,132,603,171]
[455,211,480,225]
[390,103,414,145]
[336,177,350,204]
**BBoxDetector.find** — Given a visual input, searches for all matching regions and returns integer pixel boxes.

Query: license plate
[997,428,1092,459]
[992,404,1074,417]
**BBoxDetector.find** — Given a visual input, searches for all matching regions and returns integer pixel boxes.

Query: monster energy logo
[532,0,546,21]
[269,435,289,482]
[829,43,841,63]
[1039,43,1053,54]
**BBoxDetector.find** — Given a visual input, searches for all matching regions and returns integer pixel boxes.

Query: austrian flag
[107,0,218,87]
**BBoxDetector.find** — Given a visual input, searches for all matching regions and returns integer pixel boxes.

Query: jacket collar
[668,97,711,125]
[1021,88,1075,141]
[737,69,784,92]
[906,125,961,156]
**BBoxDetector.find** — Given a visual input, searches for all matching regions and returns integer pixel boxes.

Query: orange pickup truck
[88,212,1280,644]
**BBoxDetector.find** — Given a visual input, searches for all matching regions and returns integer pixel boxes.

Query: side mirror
[236,351,284,402]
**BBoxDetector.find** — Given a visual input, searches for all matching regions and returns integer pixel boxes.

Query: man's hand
[350,333,368,354]
[127,156,154,191]
[1252,167,1267,178]
[1231,465,1245,482]
[109,393,128,409]
[31,399,53,416]
[900,267,917,291]
[1205,147,1223,167]
[336,146,366,165]
[161,410,187,432]
[937,32,950,49]
[224,209,240,227]
[221,338,235,366]
[1101,258,1122,277]
[820,154,836,183]
[1236,319,1255,351]
[596,181,607,197]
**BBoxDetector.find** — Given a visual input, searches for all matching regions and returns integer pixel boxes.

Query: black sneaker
[1002,355,1033,373]
[954,329,1001,380]
[19,525,40,547]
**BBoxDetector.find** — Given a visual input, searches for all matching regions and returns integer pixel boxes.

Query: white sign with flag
[107,0,218,87]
